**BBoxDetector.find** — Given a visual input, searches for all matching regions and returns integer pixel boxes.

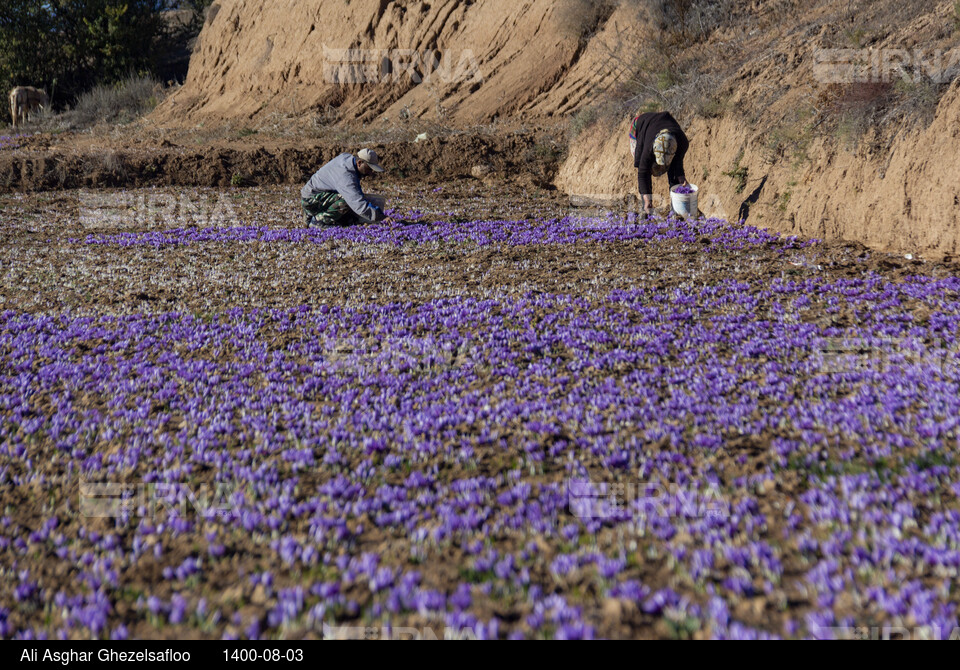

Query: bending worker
[630,111,689,217]
[301,148,389,227]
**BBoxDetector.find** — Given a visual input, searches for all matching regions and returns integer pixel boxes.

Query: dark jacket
[633,112,688,195]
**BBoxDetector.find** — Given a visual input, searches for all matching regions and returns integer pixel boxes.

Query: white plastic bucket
[670,184,698,219]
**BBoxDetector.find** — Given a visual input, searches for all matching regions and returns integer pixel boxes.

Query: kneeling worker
[301,148,389,227]
[630,111,689,217]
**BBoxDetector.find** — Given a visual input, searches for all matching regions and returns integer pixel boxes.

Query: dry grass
[17,76,170,132]
[555,0,618,41]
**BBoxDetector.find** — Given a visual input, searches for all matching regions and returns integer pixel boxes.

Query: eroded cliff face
[153,0,642,125]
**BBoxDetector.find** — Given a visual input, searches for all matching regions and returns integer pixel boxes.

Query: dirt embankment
[153,0,637,125]
[0,130,562,192]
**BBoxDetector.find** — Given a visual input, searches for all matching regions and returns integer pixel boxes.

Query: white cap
[357,148,385,172]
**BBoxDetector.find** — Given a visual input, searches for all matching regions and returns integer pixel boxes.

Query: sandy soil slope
[152,0,639,125]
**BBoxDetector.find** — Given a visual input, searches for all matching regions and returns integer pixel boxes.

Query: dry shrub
[820,75,947,149]
[555,0,618,41]
[69,75,167,128]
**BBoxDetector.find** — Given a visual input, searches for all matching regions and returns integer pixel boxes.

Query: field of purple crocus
[1,184,959,639]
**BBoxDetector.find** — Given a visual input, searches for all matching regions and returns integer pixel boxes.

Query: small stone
[602,598,622,620]
[471,164,493,179]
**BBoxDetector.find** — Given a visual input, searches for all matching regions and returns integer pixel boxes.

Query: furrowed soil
[0,126,563,193]
[2,183,959,639]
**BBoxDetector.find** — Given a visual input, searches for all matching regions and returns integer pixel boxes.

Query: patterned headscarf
[653,130,677,167]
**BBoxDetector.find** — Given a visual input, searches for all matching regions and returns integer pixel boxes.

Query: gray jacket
[301,153,383,222]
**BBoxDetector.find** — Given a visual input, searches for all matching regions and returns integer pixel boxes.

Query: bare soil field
[0,125,563,193]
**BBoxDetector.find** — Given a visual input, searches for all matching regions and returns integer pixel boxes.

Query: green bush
[0,1,211,124]
[179,0,215,36]
[722,150,748,194]
[569,106,599,138]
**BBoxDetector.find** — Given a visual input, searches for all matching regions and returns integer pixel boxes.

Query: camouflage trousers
[301,190,357,227]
